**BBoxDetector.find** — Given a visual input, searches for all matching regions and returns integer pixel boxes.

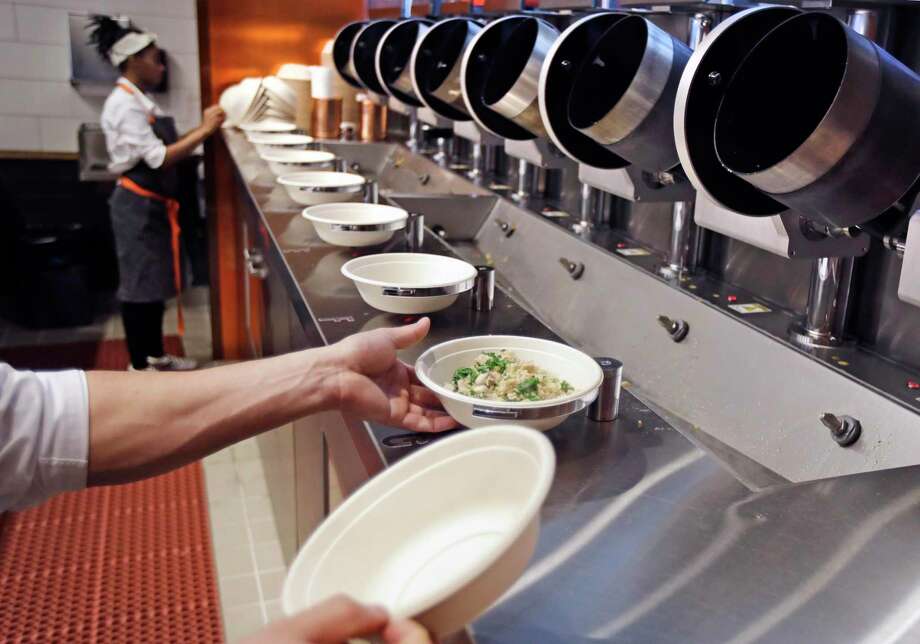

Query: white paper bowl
[248,133,314,154]
[341,253,477,314]
[277,171,366,206]
[263,75,297,110]
[259,149,337,176]
[303,203,408,247]
[415,336,604,431]
[281,424,556,638]
[219,83,248,127]
[241,93,269,124]
[231,78,264,124]
[240,119,297,138]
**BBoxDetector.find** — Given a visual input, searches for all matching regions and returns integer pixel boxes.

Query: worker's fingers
[385,318,431,350]
[287,595,388,642]
[383,618,434,644]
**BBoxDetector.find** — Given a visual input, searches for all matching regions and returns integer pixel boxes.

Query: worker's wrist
[194,123,212,141]
[288,346,345,414]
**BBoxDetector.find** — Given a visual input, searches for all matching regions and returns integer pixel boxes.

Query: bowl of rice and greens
[415,336,604,431]
[448,350,575,402]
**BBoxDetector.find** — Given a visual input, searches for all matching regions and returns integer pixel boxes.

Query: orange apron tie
[118,176,185,336]
[117,82,156,124]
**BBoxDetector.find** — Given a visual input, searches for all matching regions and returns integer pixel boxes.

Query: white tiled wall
[0,5,16,41]
[0,0,201,153]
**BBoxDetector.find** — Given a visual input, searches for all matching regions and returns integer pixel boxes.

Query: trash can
[13,223,94,329]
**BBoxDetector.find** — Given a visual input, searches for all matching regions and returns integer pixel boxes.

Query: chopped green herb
[516,376,541,400]
[452,367,476,385]
[447,350,570,402]
[483,352,508,373]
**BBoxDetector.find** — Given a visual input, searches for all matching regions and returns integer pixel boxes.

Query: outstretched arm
[161,105,225,168]
[87,318,456,486]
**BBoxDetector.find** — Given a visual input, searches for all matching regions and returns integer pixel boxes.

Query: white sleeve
[0,364,89,512]
[105,103,168,174]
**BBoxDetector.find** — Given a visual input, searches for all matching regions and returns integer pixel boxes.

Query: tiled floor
[0,287,285,641]
[202,440,288,641]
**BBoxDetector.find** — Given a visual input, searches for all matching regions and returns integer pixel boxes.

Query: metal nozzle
[406,213,425,252]
[588,357,624,422]
[471,265,495,312]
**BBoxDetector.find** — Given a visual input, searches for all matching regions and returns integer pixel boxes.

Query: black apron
[109,114,182,303]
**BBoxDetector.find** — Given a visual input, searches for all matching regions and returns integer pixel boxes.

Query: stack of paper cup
[277,64,313,133]
[321,39,360,130]
[310,67,334,100]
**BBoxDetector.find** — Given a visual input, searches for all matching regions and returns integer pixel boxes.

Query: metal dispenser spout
[792,9,882,348]
[660,12,711,279]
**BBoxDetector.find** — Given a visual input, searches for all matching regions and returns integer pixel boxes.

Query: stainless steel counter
[223,130,920,643]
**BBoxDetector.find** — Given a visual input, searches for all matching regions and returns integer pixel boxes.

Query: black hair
[86,15,142,69]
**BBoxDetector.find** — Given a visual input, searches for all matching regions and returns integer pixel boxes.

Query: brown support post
[195,0,366,359]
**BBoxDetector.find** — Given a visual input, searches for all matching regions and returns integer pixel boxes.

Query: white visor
[109,31,157,67]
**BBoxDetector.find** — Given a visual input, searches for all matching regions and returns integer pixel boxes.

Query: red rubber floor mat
[0,337,224,642]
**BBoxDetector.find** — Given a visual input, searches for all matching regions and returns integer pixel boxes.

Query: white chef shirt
[101,77,168,175]
[0,363,89,513]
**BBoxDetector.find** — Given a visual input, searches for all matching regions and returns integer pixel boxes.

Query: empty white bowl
[277,171,366,206]
[260,149,337,176]
[219,84,248,127]
[282,424,556,638]
[240,119,297,138]
[248,132,314,155]
[303,203,408,247]
[341,253,477,314]
[415,335,604,431]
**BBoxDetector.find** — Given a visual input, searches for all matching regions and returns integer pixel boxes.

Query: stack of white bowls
[219,76,298,128]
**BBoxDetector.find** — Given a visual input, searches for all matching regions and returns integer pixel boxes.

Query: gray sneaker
[147,354,198,371]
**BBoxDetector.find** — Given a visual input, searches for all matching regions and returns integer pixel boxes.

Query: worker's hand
[384,618,435,643]
[240,595,434,643]
[322,318,458,433]
[201,104,226,134]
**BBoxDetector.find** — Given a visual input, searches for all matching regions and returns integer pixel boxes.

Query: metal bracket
[453,120,503,146]
[781,212,871,259]
[694,194,870,259]
[417,107,453,128]
[577,164,694,203]
[504,139,574,170]
[387,97,415,116]
[897,210,920,307]
[578,164,637,202]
